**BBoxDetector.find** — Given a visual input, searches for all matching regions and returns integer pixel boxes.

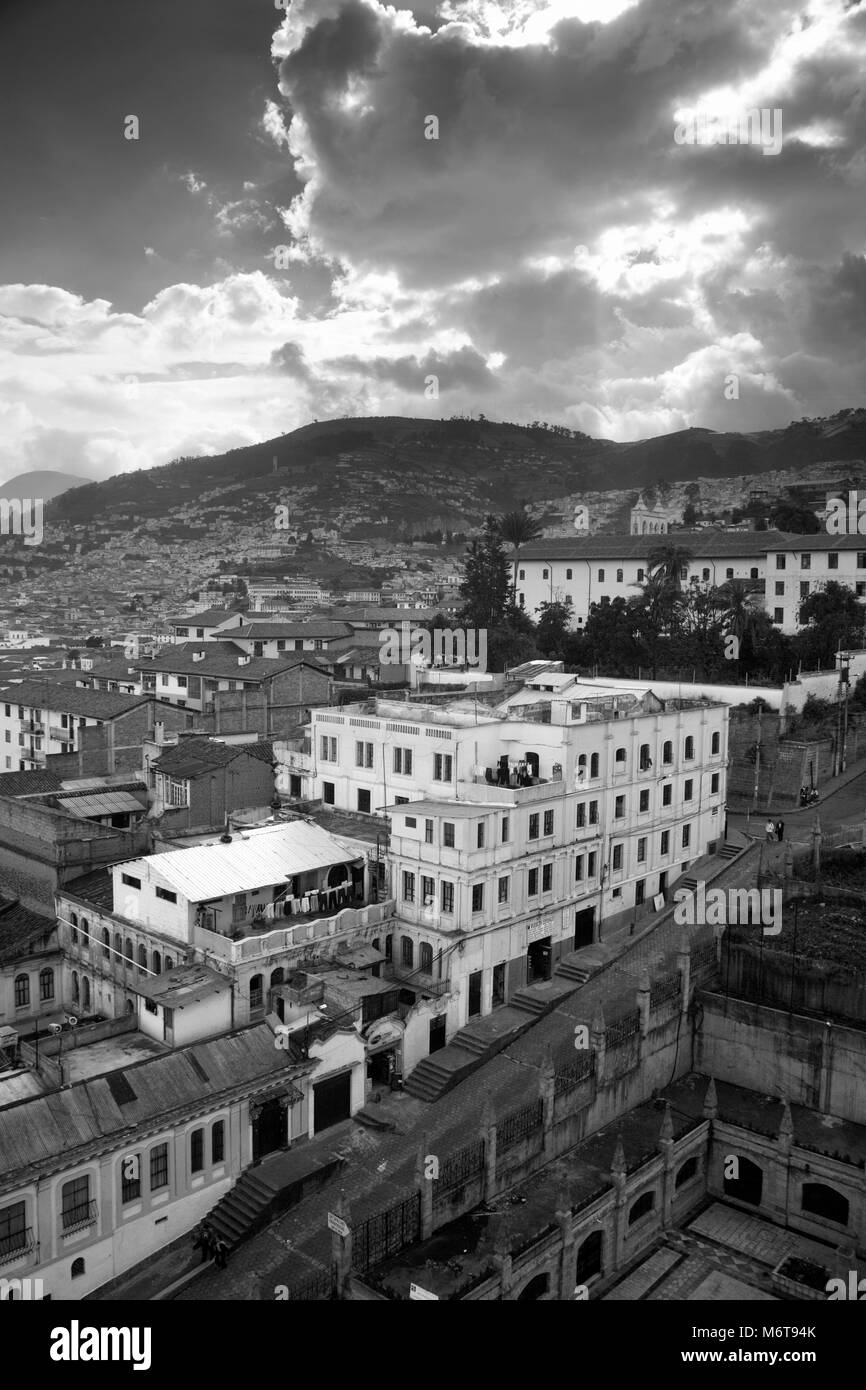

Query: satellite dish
[66,1015,78,1028]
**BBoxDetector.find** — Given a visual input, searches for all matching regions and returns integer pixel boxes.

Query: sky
[0,0,864,485]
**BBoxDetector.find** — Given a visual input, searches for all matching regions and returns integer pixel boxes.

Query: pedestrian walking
[214,1236,229,1269]
[193,1222,212,1263]
[776,819,785,841]
[765,818,776,842]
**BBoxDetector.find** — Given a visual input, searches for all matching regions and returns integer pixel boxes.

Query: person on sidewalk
[193,1222,212,1263]
[765,818,776,841]
[213,1236,229,1269]
[776,819,785,841]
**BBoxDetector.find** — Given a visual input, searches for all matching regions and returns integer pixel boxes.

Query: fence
[554,1051,594,1096]
[605,1009,641,1049]
[287,1265,337,1301]
[498,1098,544,1152]
[649,971,681,1009]
[434,1139,485,1200]
[351,1192,421,1273]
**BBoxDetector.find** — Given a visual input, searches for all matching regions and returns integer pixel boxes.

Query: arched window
[639,743,652,771]
[616,568,623,582]
[684,736,695,760]
[211,1120,225,1165]
[165,956,174,972]
[152,951,161,976]
[14,974,29,1008]
[401,936,414,969]
[675,1156,699,1188]
[125,937,133,963]
[711,732,720,755]
[575,1229,603,1281]
[590,753,599,778]
[39,967,54,1001]
[125,999,134,1014]
[70,911,78,945]
[190,1128,204,1173]
[801,1183,849,1226]
[614,747,627,768]
[723,1155,763,1206]
[628,1190,655,1225]
[114,933,123,966]
[71,1258,86,1279]
[249,974,263,1009]
[577,753,587,780]
[102,928,110,961]
[80,918,90,951]
[385,935,393,962]
[82,977,90,1011]
[662,741,673,764]
[71,971,79,1003]
[517,1272,550,1300]
[270,967,284,987]
[137,945,147,973]
[420,943,433,974]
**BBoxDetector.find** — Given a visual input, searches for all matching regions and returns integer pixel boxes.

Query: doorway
[658,871,667,897]
[367,1048,397,1087]
[527,937,552,984]
[313,1070,352,1133]
[429,1014,446,1053]
[574,907,595,949]
[492,962,506,1007]
[468,970,483,1018]
[252,1097,285,1162]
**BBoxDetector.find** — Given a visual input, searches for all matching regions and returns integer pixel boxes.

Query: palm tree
[646,542,695,592]
[715,577,763,665]
[498,510,543,595]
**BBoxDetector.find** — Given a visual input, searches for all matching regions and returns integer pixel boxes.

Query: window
[637,568,644,582]
[684,779,693,801]
[434,753,453,781]
[616,568,623,582]
[773,608,784,624]
[150,1144,169,1191]
[801,553,811,569]
[165,957,173,971]
[385,935,393,961]
[498,876,509,903]
[441,882,454,914]
[615,747,626,768]
[639,743,652,770]
[420,943,433,974]
[575,855,584,881]
[249,974,263,1010]
[501,815,510,842]
[156,886,177,903]
[319,735,337,761]
[61,1176,91,1231]
[404,815,416,827]
[828,553,839,570]
[138,945,147,972]
[14,974,28,1008]
[152,950,162,975]
[476,821,485,848]
[576,803,586,828]
[357,789,371,813]
[612,844,623,871]
[612,795,624,819]
[519,568,526,580]
[639,789,650,812]
[711,772,720,793]
[71,1257,86,1278]
[682,824,691,848]
[590,753,599,778]
[542,568,549,579]
[355,740,373,768]
[750,567,759,579]
[539,809,553,838]
[774,580,785,596]
[443,821,455,848]
[528,868,539,896]
[393,747,412,775]
[542,864,553,892]
[858,583,866,597]
[0,1201,26,1258]
[711,731,720,754]
[662,784,672,806]
[598,568,604,582]
[402,871,415,903]
[628,1191,655,1225]
[471,884,484,912]
[102,928,110,962]
[589,799,599,824]
[775,555,785,570]
[684,736,694,760]
[424,818,433,843]
[660,831,670,854]
[528,813,539,840]
[190,1129,204,1174]
[39,967,54,1001]
[635,879,645,905]
[400,936,414,969]
[587,852,597,877]
[114,932,123,964]
[121,1154,142,1203]
[726,568,734,579]
[125,938,134,962]
[122,873,141,890]
[800,582,809,599]
[675,1157,699,1188]
[80,918,89,952]
[422,876,435,907]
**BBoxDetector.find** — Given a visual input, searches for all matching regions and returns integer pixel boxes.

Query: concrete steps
[403,1052,472,1102]
[555,959,592,984]
[207,1169,275,1249]
[719,842,741,861]
[509,989,551,1017]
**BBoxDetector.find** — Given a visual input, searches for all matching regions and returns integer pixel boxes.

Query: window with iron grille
[61,1176,91,1230]
[121,1154,141,1203]
[471,883,484,912]
[421,875,435,906]
[149,1143,169,1191]
[441,882,454,913]
[0,1201,26,1257]
[542,864,552,892]
[402,871,415,903]
[498,876,509,903]
[543,810,554,836]
[528,813,539,839]
[14,975,28,1007]
[443,821,455,848]
[212,1121,225,1165]
[589,800,599,824]
[190,1129,204,1174]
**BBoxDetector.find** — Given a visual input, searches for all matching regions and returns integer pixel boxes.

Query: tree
[682,502,699,527]
[580,597,647,676]
[85,635,103,647]
[770,501,821,534]
[498,509,542,596]
[646,542,695,591]
[458,515,511,630]
[535,599,573,659]
[795,582,865,669]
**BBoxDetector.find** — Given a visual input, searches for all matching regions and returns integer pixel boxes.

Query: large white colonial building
[514,530,866,635]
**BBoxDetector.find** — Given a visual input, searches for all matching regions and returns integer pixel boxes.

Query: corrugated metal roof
[140,820,357,901]
[58,791,144,816]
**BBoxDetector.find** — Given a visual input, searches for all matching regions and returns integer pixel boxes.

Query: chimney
[192,650,207,662]
[238,655,251,666]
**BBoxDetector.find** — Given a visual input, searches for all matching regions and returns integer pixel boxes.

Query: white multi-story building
[515,530,866,635]
[0,682,160,774]
[309,690,727,1031]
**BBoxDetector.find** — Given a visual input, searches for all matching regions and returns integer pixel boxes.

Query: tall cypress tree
[458,515,511,629]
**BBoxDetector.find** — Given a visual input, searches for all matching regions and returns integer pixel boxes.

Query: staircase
[206,1168,276,1250]
[450,1021,499,1056]
[510,988,553,1016]
[403,1052,470,1102]
[718,842,742,862]
[554,959,592,984]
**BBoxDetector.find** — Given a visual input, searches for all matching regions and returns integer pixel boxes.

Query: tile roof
[122,819,358,901]
[217,621,353,640]
[0,1023,305,1181]
[0,680,151,719]
[0,899,57,965]
[519,529,792,560]
[136,645,330,682]
[168,608,244,627]
[60,868,114,910]
[0,770,63,798]
[152,737,274,778]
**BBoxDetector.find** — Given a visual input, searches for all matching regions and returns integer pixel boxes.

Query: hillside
[0,470,91,500]
[45,407,866,538]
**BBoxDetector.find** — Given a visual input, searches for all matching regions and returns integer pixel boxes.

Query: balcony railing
[61,1200,98,1236]
[198,898,397,965]
[0,1228,37,1265]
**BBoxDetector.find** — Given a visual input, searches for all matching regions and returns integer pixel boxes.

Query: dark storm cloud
[328,344,496,390]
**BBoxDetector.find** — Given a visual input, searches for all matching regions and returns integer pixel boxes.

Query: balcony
[60,1200,98,1236]
[196,897,397,966]
[48,726,68,741]
[0,1228,37,1265]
